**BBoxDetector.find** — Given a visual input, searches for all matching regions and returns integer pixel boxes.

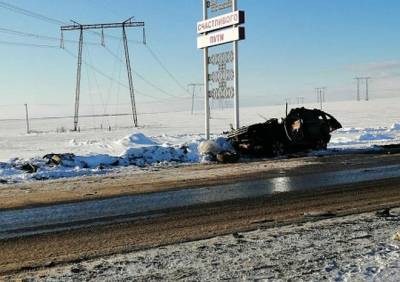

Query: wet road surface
[2,164,400,239]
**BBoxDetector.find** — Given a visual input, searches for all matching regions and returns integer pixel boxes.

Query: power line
[0,27,100,45]
[0,39,59,48]
[0,1,190,103]
[63,46,191,104]
[84,0,186,90]
[0,1,142,45]
[62,47,158,101]
[145,45,190,96]
[102,45,181,98]
[0,1,66,25]
[0,108,195,122]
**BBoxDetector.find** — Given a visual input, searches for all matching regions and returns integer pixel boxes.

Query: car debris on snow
[226,107,342,156]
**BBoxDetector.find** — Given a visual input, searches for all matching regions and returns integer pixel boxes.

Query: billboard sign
[197,10,245,34]
[197,26,245,49]
[199,0,244,139]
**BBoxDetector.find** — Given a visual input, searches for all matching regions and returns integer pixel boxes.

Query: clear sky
[1,0,400,111]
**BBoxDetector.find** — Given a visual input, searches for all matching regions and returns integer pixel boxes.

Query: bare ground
[11,208,400,281]
[1,152,400,279]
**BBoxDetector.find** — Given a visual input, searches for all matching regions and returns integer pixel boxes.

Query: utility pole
[354,77,361,101]
[365,77,371,101]
[24,103,30,134]
[354,77,371,101]
[188,83,204,114]
[315,87,326,110]
[73,25,83,132]
[296,96,304,105]
[61,18,145,130]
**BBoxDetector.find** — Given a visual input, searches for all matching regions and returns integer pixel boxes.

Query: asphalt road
[1,152,400,276]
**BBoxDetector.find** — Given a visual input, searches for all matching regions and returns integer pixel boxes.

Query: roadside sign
[197,10,245,34]
[197,26,245,49]
[199,0,245,139]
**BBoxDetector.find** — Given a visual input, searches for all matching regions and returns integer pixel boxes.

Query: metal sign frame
[199,0,244,139]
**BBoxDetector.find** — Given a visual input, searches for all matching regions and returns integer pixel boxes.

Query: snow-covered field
[17,209,400,281]
[1,97,400,182]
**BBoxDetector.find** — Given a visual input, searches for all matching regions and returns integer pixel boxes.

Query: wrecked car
[226,107,342,156]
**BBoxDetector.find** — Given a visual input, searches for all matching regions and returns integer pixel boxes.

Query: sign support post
[203,0,210,140]
[232,0,239,129]
[198,0,245,139]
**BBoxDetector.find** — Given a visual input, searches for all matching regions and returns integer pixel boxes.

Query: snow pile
[0,132,203,183]
[198,137,236,162]
[330,123,399,148]
[358,133,394,141]
[389,122,400,132]
[118,132,159,146]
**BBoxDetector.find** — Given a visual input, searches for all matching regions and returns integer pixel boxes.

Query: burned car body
[227,107,342,156]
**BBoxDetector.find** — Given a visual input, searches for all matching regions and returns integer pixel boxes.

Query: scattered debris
[216,151,239,163]
[70,265,85,274]
[43,153,75,166]
[375,208,393,218]
[199,137,238,163]
[232,232,244,239]
[20,163,38,173]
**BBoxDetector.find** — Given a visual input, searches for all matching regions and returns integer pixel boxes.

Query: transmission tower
[315,87,326,109]
[61,17,145,131]
[187,83,203,114]
[365,77,371,101]
[354,77,371,101]
[354,77,361,101]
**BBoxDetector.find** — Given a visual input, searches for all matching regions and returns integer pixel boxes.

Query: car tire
[271,140,285,157]
[314,139,328,150]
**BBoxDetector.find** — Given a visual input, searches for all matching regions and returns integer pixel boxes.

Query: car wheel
[271,140,285,157]
[314,139,327,150]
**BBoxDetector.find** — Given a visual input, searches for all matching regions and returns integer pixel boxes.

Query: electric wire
[0,1,142,44]
[0,39,59,48]
[0,1,192,106]
[0,1,189,97]
[102,45,181,98]
[0,1,66,25]
[145,45,191,96]
[0,27,100,45]
[62,47,159,100]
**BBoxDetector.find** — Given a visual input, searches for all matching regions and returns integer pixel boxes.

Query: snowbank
[0,132,203,183]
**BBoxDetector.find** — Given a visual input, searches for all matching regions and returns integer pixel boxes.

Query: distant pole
[365,77,371,101]
[315,87,324,109]
[188,83,203,115]
[319,89,323,110]
[24,103,30,134]
[191,86,195,114]
[285,101,288,117]
[355,77,361,101]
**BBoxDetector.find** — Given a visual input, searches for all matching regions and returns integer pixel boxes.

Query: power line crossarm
[61,21,144,31]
